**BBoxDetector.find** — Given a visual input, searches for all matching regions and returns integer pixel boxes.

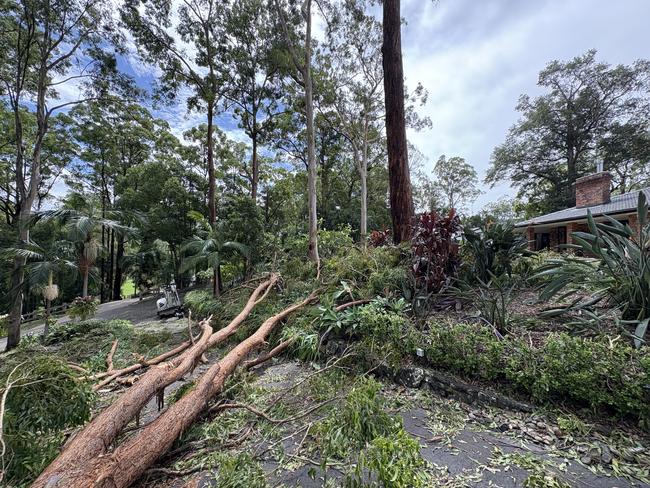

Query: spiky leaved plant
[536,192,649,347]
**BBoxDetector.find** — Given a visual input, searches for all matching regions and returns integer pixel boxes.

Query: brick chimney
[575,171,612,208]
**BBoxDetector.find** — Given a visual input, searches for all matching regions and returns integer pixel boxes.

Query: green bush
[346,429,430,488]
[317,377,401,459]
[536,195,650,347]
[214,453,267,488]
[0,355,93,484]
[68,296,98,321]
[461,222,528,283]
[418,322,650,424]
[183,289,222,319]
[421,322,504,381]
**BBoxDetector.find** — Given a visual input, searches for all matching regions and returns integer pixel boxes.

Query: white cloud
[400,0,650,211]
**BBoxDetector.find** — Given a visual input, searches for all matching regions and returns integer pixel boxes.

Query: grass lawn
[121,279,136,298]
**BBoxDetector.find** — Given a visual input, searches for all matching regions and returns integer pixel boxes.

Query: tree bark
[112,235,125,300]
[382,0,414,244]
[252,133,259,201]
[32,275,278,488]
[303,0,320,266]
[82,268,90,299]
[207,101,216,226]
[43,287,315,488]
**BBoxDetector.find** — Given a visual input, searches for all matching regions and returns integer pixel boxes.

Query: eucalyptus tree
[121,0,226,227]
[273,0,320,267]
[0,0,132,350]
[319,0,384,243]
[382,0,414,243]
[222,0,284,202]
[433,155,481,213]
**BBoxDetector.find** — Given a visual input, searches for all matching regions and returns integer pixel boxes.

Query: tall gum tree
[382,0,414,243]
[0,0,132,350]
[274,0,320,266]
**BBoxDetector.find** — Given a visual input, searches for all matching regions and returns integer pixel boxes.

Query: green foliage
[536,194,650,347]
[183,289,223,319]
[346,430,430,488]
[0,313,7,336]
[321,244,408,298]
[417,322,650,424]
[44,318,108,344]
[0,356,93,483]
[462,221,529,283]
[451,274,518,334]
[68,296,99,321]
[421,322,505,381]
[213,453,267,488]
[317,377,401,459]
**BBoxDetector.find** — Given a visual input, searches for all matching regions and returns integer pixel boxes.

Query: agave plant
[181,213,250,297]
[536,192,649,347]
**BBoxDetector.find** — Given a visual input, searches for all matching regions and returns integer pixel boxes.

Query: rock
[324,339,348,357]
[580,455,593,465]
[498,423,510,432]
[397,367,425,388]
[599,443,613,465]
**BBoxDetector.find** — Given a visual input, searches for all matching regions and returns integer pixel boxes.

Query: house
[515,170,650,251]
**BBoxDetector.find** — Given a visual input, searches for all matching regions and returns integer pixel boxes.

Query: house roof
[515,187,650,228]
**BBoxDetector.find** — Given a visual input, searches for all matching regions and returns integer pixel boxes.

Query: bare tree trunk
[207,101,216,226]
[82,268,90,298]
[252,133,259,201]
[304,0,319,266]
[113,235,124,300]
[360,119,370,243]
[382,0,413,244]
[33,276,278,488]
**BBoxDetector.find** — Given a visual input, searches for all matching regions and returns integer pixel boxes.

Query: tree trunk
[40,286,313,488]
[82,268,90,298]
[304,0,319,266]
[252,133,259,202]
[113,235,125,300]
[382,0,414,244]
[6,255,25,350]
[32,276,278,488]
[207,102,216,226]
[360,122,369,244]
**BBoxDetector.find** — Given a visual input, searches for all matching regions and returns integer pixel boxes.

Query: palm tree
[0,240,77,337]
[33,195,133,298]
[181,214,249,297]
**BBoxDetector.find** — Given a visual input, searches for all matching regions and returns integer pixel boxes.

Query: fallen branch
[105,341,118,373]
[335,299,371,312]
[61,290,317,488]
[243,338,293,370]
[32,274,279,488]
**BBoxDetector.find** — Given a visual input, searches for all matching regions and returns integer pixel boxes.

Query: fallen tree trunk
[43,290,317,488]
[32,274,278,488]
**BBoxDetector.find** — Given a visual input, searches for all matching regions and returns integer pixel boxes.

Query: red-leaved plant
[411,210,462,293]
[368,229,391,247]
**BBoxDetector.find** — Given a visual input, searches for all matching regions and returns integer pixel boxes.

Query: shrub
[368,229,391,247]
[68,296,98,321]
[536,193,650,347]
[450,274,519,335]
[420,322,504,381]
[418,321,650,424]
[411,210,462,294]
[183,289,222,319]
[461,222,528,283]
[346,430,430,488]
[0,355,93,483]
[0,313,8,336]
